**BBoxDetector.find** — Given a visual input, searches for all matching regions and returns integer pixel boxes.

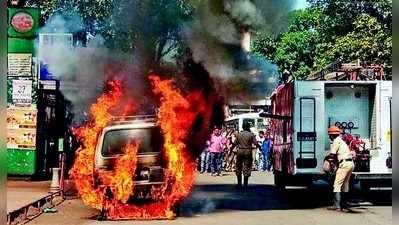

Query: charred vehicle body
[93,115,165,200]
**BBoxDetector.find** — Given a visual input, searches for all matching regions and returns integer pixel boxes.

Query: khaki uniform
[234,131,256,177]
[330,136,355,193]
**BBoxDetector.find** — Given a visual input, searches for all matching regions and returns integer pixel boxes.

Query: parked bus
[225,112,268,134]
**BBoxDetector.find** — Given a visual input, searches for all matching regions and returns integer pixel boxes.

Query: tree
[252,0,392,80]
[321,14,391,67]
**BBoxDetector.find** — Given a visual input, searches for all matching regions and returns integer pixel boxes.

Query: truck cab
[93,115,165,198]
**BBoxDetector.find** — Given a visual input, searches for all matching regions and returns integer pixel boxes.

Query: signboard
[8,53,32,76]
[12,79,32,105]
[11,12,34,33]
[297,132,317,141]
[39,80,57,90]
[7,128,36,150]
[6,106,37,129]
[8,8,40,38]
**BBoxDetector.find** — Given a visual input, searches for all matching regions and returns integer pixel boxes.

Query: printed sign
[297,132,317,141]
[11,12,34,33]
[8,53,32,76]
[7,128,36,150]
[6,106,37,129]
[12,79,32,105]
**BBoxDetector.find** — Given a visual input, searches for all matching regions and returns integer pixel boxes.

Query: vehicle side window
[243,118,255,127]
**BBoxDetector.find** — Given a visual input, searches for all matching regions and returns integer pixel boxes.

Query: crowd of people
[198,126,273,177]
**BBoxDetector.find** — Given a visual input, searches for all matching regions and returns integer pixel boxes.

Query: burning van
[93,115,165,199]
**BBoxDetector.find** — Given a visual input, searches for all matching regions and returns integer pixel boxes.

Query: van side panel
[370,81,392,173]
[270,83,294,174]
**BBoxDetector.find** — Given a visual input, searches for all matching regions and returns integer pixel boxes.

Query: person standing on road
[326,126,355,212]
[209,127,227,176]
[256,131,265,171]
[199,141,211,173]
[260,131,272,172]
[232,122,260,192]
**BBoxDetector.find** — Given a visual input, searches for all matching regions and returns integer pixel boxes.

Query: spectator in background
[260,131,272,171]
[224,128,237,172]
[200,140,211,173]
[256,131,265,170]
[209,127,227,176]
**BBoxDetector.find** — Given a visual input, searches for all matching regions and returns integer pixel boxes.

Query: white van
[93,115,165,199]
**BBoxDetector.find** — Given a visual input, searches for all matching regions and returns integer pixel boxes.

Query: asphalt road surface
[31,172,392,225]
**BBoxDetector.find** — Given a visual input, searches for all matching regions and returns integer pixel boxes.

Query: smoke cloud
[36,0,296,124]
[37,13,150,125]
[184,0,296,101]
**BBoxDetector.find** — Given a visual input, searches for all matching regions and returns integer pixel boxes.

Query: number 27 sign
[12,79,32,105]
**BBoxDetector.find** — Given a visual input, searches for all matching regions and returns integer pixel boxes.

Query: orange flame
[70,74,206,220]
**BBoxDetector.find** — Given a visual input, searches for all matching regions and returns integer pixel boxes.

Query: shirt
[234,131,256,149]
[256,136,265,146]
[330,136,352,161]
[261,138,272,154]
[208,134,227,153]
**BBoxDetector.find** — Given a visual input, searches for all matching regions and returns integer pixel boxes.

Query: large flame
[70,74,206,220]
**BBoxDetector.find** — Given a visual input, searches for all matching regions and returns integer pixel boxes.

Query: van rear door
[293,81,325,173]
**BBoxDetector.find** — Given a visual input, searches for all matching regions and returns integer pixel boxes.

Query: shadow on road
[178,183,391,217]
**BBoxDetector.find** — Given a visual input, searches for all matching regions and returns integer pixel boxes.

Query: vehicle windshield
[101,127,163,157]
[243,118,255,128]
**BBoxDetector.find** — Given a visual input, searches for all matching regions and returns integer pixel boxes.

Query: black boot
[327,192,341,210]
[236,174,242,190]
[243,176,249,192]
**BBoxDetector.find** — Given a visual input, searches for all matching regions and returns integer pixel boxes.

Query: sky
[295,0,309,9]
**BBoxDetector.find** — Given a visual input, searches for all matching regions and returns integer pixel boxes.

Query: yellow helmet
[328,126,341,135]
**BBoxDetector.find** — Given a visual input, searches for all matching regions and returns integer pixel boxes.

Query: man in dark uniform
[232,122,259,192]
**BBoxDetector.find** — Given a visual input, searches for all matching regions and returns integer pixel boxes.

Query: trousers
[235,148,253,177]
[333,161,355,192]
[200,151,210,172]
[210,152,223,174]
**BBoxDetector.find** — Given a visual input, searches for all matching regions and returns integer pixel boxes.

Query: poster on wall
[8,53,32,76]
[6,128,36,150]
[6,106,37,129]
[11,79,32,105]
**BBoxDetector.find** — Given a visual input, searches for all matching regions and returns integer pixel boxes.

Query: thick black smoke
[184,0,296,101]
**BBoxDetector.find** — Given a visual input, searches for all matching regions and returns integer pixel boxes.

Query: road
[31,172,392,225]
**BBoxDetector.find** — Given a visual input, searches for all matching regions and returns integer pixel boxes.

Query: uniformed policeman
[326,126,355,212]
[232,122,259,192]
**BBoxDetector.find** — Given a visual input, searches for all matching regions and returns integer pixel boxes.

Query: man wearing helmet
[327,126,355,212]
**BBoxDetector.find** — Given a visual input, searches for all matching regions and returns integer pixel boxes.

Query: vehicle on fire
[93,115,165,200]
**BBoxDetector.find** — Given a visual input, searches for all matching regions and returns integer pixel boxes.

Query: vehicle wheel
[274,172,286,190]
[360,181,371,192]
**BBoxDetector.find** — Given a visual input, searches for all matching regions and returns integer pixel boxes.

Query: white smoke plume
[36,13,144,125]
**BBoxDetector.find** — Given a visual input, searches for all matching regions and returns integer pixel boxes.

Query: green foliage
[274,31,315,78]
[322,14,391,66]
[252,0,392,80]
